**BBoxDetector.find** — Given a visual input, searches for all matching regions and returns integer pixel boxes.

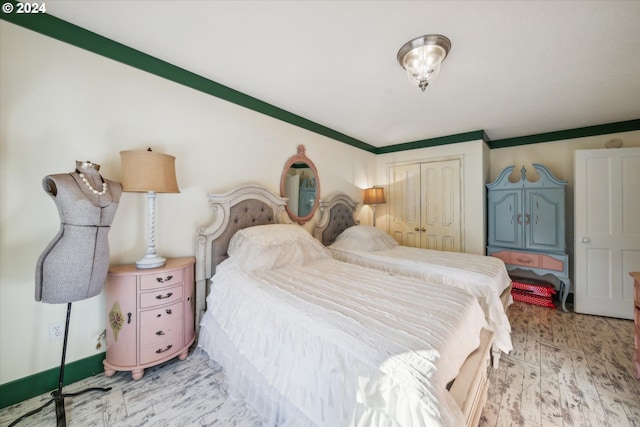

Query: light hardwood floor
[1,301,638,426]
[481,301,640,427]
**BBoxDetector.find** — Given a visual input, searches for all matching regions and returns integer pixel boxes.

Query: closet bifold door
[389,158,462,251]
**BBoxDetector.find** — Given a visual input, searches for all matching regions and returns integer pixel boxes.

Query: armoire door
[525,187,565,252]
[574,147,640,319]
[487,189,522,249]
[389,158,462,251]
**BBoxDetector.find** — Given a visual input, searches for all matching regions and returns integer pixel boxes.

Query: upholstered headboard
[194,184,289,330]
[313,193,359,246]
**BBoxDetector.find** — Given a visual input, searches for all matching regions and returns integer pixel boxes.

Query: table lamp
[363,186,386,226]
[120,148,180,269]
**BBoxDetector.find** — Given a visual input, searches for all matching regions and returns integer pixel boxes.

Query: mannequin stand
[9,303,112,427]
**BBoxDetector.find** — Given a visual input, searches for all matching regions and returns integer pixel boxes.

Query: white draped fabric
[199,255,486,427]
[329,238,512,354]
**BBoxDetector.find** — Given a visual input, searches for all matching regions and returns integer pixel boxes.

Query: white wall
[375,140,490,255]
[0,21,376,384]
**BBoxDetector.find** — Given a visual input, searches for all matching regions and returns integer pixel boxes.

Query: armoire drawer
[509,252,540,268]
[493,250,566,273]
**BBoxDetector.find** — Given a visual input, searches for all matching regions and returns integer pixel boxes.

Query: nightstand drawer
[140,268,183,290]
[140,304,183,348]
[140,285,183,309]
[140,301,183,326]
[140,323,182,348]
[140,333,184,365]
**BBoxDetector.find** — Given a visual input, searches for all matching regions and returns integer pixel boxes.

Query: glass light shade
[397,34,451,91]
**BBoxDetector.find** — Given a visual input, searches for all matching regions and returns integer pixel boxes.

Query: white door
[574,148,640,319]
[389,163,422,247]
[421,159,461,251]
[389,159,462,251]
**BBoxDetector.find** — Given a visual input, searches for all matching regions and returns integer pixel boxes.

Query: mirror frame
[280,145,320,225]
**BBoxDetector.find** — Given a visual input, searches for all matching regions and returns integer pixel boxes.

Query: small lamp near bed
[363,186,386,226]
[120,148,180,269]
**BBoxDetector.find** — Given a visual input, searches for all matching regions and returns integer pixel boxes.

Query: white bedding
[329,226,513,354]
[198,225,487,426]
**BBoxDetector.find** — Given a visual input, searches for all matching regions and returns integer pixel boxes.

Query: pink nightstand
[103,257,196,380]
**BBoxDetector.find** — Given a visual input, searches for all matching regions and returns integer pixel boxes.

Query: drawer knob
[516,257,533,263]
[166,309,172,315]
[127,313,132,324]
[155,292,173,300]
[155,344,173,354]
[156,275,173,283]
[581,237,590,243]
[155,330,165,336]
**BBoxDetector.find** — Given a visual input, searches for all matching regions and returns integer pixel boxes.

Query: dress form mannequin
[13,162,122,427]
[35,161,122,303]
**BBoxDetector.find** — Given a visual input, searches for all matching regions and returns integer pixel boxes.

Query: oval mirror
[280,145,320,224]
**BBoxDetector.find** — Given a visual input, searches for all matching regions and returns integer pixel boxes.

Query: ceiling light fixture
[397,34,451,92]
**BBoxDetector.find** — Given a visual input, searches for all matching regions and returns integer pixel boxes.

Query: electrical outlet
[48,321,65,341]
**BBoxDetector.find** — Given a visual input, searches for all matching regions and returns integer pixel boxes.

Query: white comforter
[199,258,486,427]
[329,245,513,354]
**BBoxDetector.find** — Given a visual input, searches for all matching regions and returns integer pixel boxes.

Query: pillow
[228,224,330,271]
[329,225,398,252]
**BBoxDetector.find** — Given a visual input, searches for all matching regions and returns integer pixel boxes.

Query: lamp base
[135,253,166,269]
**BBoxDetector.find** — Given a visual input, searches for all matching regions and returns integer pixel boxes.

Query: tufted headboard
[194,184,290,330]
[313,193,359,246]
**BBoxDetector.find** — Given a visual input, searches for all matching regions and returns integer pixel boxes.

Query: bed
[194,184,494,427]
[313,193,513,367]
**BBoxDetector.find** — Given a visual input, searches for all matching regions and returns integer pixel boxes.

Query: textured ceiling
[42,0,640,147]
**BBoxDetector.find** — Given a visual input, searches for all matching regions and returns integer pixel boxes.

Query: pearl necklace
[79,173,108,195]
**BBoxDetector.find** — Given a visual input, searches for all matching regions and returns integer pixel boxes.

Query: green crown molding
[487,119,640,149]
[0,352,106,410]
[376,130,488,154]
[2,2,639,155]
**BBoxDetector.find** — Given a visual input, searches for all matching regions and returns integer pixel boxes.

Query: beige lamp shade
[120,149,180,193]
[363,187,386,205]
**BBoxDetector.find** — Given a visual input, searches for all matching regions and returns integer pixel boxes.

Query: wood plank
[555,347,587,426]
[540,343,563,426]
[520,362,541,426]
[496,360,525,425]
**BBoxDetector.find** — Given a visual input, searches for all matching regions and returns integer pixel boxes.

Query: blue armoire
[486,164,570,311]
